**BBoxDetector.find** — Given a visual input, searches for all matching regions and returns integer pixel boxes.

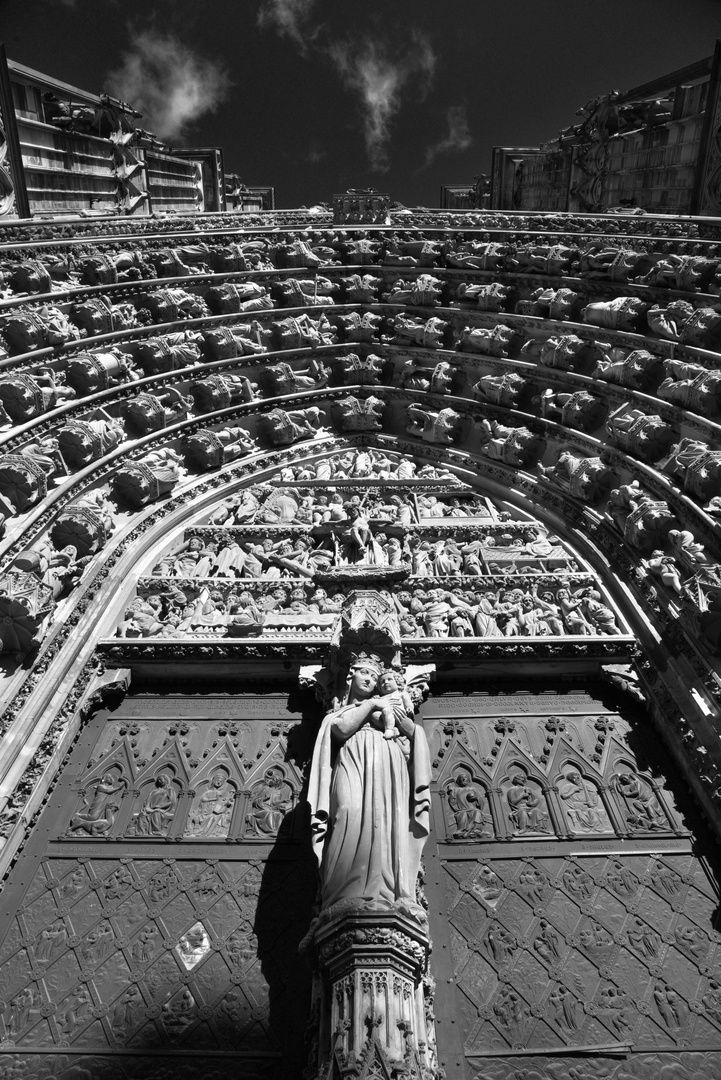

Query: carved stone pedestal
[312,908,436,1079]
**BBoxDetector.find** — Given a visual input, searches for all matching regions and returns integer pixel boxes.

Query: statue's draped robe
[308,713,431,909]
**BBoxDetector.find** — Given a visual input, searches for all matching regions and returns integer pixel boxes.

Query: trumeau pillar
[301,592,438,1079]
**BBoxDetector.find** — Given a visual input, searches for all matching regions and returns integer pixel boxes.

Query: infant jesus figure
[373,670,415,739]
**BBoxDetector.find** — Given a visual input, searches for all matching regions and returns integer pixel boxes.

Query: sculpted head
[347,654,384,700]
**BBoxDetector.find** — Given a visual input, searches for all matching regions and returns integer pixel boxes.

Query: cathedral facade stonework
[0,206,719,1080]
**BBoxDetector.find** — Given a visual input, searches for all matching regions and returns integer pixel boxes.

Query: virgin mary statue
[307,653,431,913]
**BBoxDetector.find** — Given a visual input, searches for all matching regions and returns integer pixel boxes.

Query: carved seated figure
[138,288,210,323]
[80,250,156,286]
[333,395,386,432]
[396,238,445,266]
[508,243,579,275]
[605,481,676,551]
[578,243,651,281]
[134,331,204,374]
[0,369,76,423]
[50,489,116,556]
[8,260,53,295]
[382,314,448,349]
[668,528,710,572]
[520,334,587,371]
[257,406,324,446]
[203,322,272,359]
[1,305,82,354]
[205,281,271,315]
[341,273,382,303]
[581,297,647,332]
[445,241,511,270]
[456,282,511,311]
[190,374,257,413]
[474,373,526,408]
[343,237,381,264]
[272,313,337,349]
[478,418,545,467]
[64,348,139,396]
[537,388,604,431]
[336,352,384,385]
[208,241,272,272]
[384,274,443,306]
[515,287,581,321]
[337,311,382,343]
[405,404,463,444]
[261,358,329,395]
[69,298,138,336]
[111,448,184,508]
[57,415,125,469]
[124,388,191,435]
[643,550,685,594]
[647,301,721,349]
[607,407,674,467]
[185,427,255,471]
[401,359,456,394]
[592,348,661,389]
[538,450,612,502]
[662,437,721,502]
[457,324,514,356]
[657,359,721,417]
[278,277,338,307]
[642,254,718,293]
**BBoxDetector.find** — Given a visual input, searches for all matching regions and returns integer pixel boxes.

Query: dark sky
[2,0,720,207]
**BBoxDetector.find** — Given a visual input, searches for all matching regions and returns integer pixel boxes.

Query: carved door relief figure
[126,768,180,837]
[502,769,551,836]
[445,766,494,839]
[611,765,672,832]
[246,765,295,837]
[556,766,612,834]
[184,766,237,839]
[67,764,127,836]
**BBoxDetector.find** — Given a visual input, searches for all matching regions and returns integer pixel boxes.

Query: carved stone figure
[185,769,236,838]
[336,351,384,385]
[582,296,647,332]
[447,770,492,839]
[612,771,668,831]
[579,243,651,281]
[647,300,721,348]
[190,373,257,413]
[138,287,210,322]
[515,286,581,321]
[382,314,448,349]
[642,253,718,292]
[385,274,442,306]
[1,304,82,354]
[521,334,587,370]
[185,427,255,470]
[557,769,609,832]
[308,653,431,913]
[341,273,381,303]
[65,348,138,396]
[510,243,578,275]
[57,416,125,469]
[273,313,336,349]
[203,322,271,359]
[662,438,721,502]
[261,358,329,396]
[406,404,463,444]
[537,388,605,431]
[206,281,272,314]
[337,311,382,342]
[657,359,721,417]
[112,448,183,508]
[506,775,549,834]
[134,331,204,374]
[333,395,386,432]
[592,348,660,389]
[473,372,525,408]
[69,768,126,835]
[127,773,178,836]
[70,297,137,336]
[247,766,294,836]
[457,282,510,311]
[457,324,514,356]
[257,406,323,446]
[0,369,76,423]
[479,418,545,467]
[605,406,673,461]
[539,450,613,502]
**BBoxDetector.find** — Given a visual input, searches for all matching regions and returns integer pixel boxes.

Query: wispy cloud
[106,30,231,143]
[328,32,436,172]
[256,0,318,53]
[422,105,473,168]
